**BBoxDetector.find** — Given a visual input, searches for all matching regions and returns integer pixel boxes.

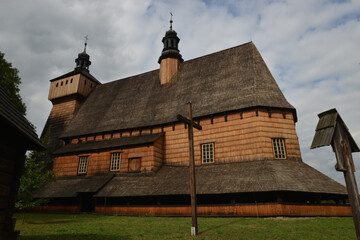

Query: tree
[0,51,26,115]
[16,131,55,222]
[0,51,54,218]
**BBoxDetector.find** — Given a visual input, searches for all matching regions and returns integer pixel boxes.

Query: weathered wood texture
[160,58,181,85]
[0,136,26,239]
[164,109,300,166]
[53,109,301,176]
[53,136,164,177]
[94,203,351,217]
[48,74,97,100]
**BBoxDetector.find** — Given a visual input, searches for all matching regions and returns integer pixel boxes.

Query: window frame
[110,152,122,172]
[272,138,287,159]
[77,155,89,175]
[201,142,215,164]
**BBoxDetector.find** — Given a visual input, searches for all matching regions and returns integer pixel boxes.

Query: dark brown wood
[187,103,198,235]
[176,114,202,130]
[176,102,202,235]
[332,125,360,239]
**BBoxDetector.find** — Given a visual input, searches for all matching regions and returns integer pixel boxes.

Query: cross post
[176,102,202,236]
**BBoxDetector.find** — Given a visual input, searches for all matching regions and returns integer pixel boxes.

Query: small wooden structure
[0,87,44,240]
[311,108,360,239]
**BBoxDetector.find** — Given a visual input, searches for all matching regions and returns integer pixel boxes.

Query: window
[110,152,121,171]
[78,156,88,174]
[272,138,286,159]
[202,143,214,163]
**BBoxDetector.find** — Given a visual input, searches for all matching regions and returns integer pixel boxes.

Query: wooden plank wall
[94,203,351,217]
[0,137,25,239]
[48,74,81,100]
[164,109,301,166]
[54,109,301,177]
[48,74,98,101]
[53,144,158,177]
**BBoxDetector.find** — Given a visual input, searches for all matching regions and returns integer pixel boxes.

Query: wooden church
[35,21,350,216]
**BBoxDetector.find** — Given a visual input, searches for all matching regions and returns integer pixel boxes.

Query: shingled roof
[54,133,163,155]
[94,160,346,197]
[0,86,44,150]
[34,174,113,198]
[60,42,296,139]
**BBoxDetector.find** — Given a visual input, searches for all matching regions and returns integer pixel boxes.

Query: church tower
[158,15,183,85]
[42,39,100,156]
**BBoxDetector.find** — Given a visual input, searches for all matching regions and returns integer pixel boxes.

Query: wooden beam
[332,124,360,239]
[176,114,202,130]
[176,102,202,236]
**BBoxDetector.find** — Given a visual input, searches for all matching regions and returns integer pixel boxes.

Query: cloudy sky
[1,0,360,185]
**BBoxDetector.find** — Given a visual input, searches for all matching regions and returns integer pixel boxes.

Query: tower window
[61,81,63,86]
[272,138,286,159]
[78,156,89,174]
[66,80,68,85]
[90,83,93,88]
[110,152,121,171]
[202,143,214,163]
[56,83,59,87]
[70,78,73,83]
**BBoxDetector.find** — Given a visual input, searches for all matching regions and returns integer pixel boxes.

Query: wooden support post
[187,103,197,236]
[311,109,360,239]
[332,125,360,239]
[177,102,202,236]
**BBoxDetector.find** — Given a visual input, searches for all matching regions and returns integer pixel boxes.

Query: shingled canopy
[54,133,163,155]
[95,160,346,197]
[60,42,296,139]
[34,175,113,198]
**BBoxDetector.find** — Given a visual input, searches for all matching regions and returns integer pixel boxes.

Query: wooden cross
[311,109,360,239]
[177,102,202,236]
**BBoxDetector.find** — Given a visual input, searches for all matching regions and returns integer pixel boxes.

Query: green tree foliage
[16,132,55,210]
[0,51,26,115]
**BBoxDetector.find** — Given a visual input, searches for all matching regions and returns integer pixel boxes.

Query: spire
[158,13,183,64]
[75,35,91,72]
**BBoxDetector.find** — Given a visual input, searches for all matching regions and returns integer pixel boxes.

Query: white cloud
[1,0,359,185]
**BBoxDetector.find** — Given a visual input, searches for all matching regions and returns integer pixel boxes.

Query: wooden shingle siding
[53,108,300,176]
[54,145,160,177]
[94,204,351,217]
[164,109,300,166]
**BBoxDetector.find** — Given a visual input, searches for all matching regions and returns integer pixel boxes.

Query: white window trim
[110,152,121,171]
[78,156,89,174]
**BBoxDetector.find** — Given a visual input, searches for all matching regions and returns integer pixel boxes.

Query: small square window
[110,152,121,171]
[202,143,214,163]
[78,156,88,174]
[272,138,286,159]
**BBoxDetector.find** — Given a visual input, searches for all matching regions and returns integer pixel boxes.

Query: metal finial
[84,35,88,52]
[170,12,173,30]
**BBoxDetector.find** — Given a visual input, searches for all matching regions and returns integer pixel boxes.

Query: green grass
[14,213,356,240]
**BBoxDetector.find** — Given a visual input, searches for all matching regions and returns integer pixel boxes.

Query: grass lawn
[14,213,356,240]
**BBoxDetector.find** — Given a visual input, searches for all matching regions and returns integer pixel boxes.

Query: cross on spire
[170,12,173,30]
[84,35,88,52]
